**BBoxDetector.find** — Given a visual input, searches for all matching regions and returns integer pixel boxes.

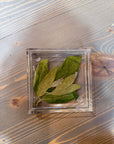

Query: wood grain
[0,0,113,39]
[0,0,114,144]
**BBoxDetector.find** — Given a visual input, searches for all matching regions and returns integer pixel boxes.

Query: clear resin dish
[27,48,94,116]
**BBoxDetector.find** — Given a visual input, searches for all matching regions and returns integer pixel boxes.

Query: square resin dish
[27,48,94,116]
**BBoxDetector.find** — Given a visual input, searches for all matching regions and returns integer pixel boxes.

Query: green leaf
[55,56,82,80]
[51,84,80,95]
[68,55,82,64]
[33,59,48,96]
[42,93,75,104]
[50,74,76,95]
[62,84,80,95]
[72,91,79,100]
[37,66,58,96]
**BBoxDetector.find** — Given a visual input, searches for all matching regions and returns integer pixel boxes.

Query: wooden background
[0,0,113,144]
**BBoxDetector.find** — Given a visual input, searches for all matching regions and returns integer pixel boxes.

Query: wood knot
[12,98,20,107]
[9,96,26,108]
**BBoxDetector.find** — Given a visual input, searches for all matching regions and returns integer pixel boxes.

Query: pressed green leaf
[37,66,58,96]
[55,56,82,80]
[51,84,80,95]
[42,93,75,104]
[50,74,76,95]
[61,84,80,95]
[33,59,48,96]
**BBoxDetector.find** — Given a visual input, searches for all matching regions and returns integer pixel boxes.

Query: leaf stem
[33,97,42,107]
